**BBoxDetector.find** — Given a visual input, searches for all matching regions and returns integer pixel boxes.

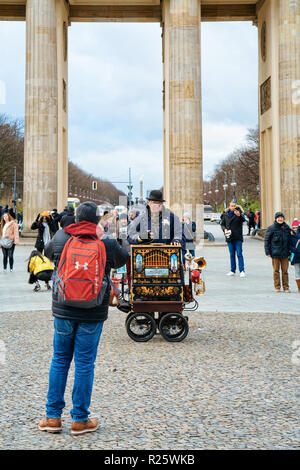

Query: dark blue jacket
[264,221,291,258]
[290,226,300,265]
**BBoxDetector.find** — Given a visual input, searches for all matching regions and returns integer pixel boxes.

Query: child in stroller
[27,250,54,292]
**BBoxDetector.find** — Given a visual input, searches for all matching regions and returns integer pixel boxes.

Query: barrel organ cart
[116,244,206,342]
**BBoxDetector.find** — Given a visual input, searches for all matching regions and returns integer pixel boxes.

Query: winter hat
[41,211,50,218]
[292,218,300,228]
[60,214,75,228]
[75,202,100,225]
[183,212,191,219]
[275,211,285,220]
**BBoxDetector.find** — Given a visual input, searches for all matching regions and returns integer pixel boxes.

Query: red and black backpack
[56,235,107,309]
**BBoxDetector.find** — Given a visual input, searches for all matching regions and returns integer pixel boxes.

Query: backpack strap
[109,276,121,294]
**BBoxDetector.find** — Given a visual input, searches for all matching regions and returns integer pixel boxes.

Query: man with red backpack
[39,202,128,436]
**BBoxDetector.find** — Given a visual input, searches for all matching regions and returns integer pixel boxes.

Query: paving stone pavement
[0,308,299,450]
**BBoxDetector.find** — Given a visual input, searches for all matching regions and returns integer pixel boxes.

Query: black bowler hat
[147,190,165,202]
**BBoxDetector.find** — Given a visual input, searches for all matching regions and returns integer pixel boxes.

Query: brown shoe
[38,417,62,433]
[71,417,99,436]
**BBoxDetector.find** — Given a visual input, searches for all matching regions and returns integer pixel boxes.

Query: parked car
[204,205,213,221]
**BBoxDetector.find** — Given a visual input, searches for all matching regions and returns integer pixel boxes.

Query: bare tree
[0,114,24,205]
[0,113,125,208]
[204,127,259,209]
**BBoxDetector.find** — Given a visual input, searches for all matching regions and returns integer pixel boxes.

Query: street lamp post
[215,179,219,212]
[231,169,237,202]
[222,172,228,210]
[208,181,212,204]
[127,168,133,207]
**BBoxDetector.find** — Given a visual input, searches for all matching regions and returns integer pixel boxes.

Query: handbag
[0,237,14,249]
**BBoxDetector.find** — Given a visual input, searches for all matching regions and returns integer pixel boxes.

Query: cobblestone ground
[0,309,299,450]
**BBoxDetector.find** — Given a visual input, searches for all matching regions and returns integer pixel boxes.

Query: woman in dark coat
[31,211,55,254]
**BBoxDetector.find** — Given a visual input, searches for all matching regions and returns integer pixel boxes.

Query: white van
[204,205,213,221]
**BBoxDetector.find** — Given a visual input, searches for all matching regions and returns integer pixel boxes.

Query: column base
[20,229,36,239]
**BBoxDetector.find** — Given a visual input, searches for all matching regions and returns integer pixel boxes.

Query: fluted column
[23,0,58,231]
[278,0,300,222]
[162,0,203,222]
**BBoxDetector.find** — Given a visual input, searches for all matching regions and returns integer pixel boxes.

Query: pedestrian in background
[290,218,300,293]
[1,205,8,217]
[100,213,117,238]
[31,211,55,254]
[220,201,246,277]
[0,212,19,273]
[60,208,75,229]
[129,208,139,222]
[117,213,131,286]
[51,209,60,233]
[246,207,256,235]
[264,212,291,293]
[182,212,196,265]
[27,250,53,292]
[254,210,261,230]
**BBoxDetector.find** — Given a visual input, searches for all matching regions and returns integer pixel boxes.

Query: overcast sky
[0,20,258,199]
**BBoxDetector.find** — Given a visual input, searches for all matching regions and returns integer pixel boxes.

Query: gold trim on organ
[144,250,169,268]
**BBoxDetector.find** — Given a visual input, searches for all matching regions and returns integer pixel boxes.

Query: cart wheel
[125,313,157,342]
[159,313,189,342]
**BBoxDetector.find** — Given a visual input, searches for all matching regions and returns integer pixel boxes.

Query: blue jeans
[227,240,245,273]
[46,318,104,422]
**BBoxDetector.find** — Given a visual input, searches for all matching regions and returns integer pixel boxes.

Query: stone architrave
[23,0,58,232]
[162,0,203,226]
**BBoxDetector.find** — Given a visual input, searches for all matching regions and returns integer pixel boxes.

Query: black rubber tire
[125,312,157,342]
[159,313,189,342]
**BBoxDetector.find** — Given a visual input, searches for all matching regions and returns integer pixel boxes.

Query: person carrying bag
[0,212,19,273]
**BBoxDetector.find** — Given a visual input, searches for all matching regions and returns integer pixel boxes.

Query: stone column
[162,0,203,225]
[278,0,300,223]
[23,0,58,232]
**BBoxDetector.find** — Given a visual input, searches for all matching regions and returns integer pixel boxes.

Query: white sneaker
[240,272,246,278]
[10,269,13,273]
[226,272,235,276]
[3,269,7,274]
